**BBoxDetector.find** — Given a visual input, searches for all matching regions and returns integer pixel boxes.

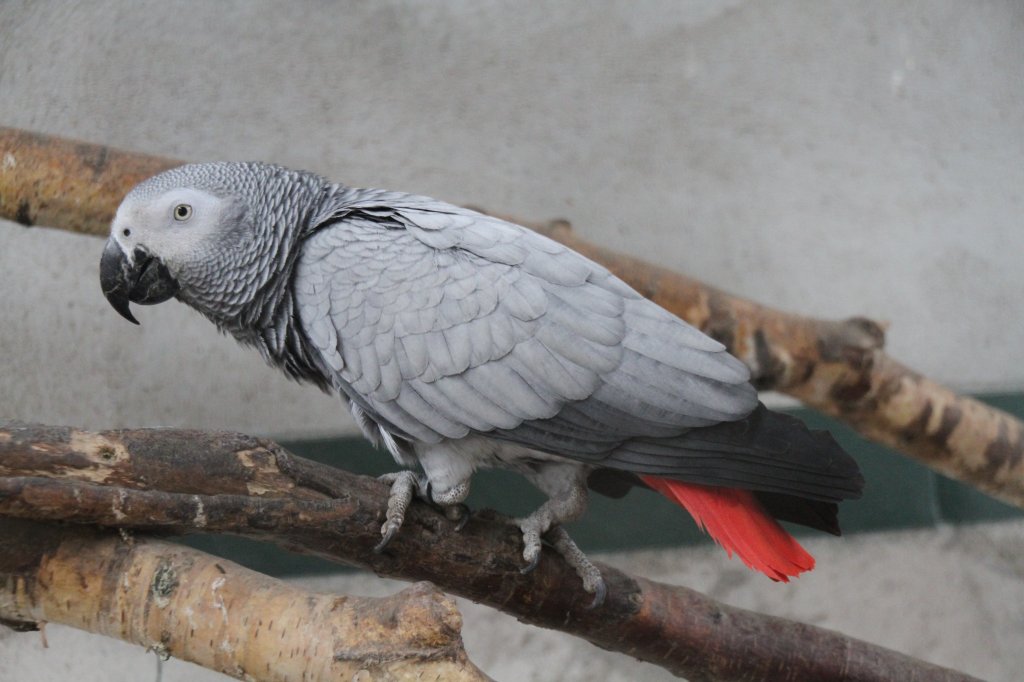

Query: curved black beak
[100,239,179,325]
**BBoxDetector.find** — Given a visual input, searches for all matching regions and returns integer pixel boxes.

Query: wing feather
[292,194,818,491]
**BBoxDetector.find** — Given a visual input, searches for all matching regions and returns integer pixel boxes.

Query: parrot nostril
[122,228,131,237]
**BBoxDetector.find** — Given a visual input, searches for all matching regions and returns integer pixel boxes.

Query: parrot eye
[173,204,193,221]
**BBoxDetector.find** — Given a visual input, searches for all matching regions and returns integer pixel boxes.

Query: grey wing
[293,192,755,459]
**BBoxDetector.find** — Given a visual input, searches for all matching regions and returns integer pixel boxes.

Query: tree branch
[0,421,980,682]
[0,517,490,681]
[1,125,1020,507]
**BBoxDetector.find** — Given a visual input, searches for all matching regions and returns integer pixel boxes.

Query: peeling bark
[0,517,490,681]
[0,422,981,682]
[1,125,1021,508]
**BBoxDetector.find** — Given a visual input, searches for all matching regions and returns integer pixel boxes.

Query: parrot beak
[100,238,180,325]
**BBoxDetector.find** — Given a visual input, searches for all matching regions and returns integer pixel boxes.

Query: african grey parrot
[100,162,863,606]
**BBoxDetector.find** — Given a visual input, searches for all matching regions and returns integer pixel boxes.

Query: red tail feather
[640,475,815,581]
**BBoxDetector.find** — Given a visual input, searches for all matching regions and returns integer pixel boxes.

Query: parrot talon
[447,503,471,531]
[374,525,398,554]
[585,579,608,610]
[375,471,424,553]
[547,526,606,608]
[520,552,541,575]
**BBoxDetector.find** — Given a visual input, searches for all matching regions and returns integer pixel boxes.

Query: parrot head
[100,162,323,325]
[101,175,230,323]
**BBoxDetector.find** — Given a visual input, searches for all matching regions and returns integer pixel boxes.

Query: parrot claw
[375,471,424,553]
[446,503,471,532]
[375,471,470,551]
[520,552,541,575]
[516,527,607,607]
[547,526,607,609]
[513,467,605,606]
[585,578,608,611]
[374,525,398,554]
[519,523,543,574]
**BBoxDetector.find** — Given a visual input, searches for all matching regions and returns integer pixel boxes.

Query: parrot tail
[640,475,815,581]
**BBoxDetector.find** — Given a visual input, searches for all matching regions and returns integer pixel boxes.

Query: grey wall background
[1,1,1023,680]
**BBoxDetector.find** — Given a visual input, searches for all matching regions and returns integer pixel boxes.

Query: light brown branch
[0,517,490,681]
[0,422,981,682]
[1,125,1020,507]
[0,127,177,235]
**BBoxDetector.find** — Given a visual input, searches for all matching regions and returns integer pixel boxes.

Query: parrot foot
[548,526,607,609]
[516,466,587,572]
[428,480,472,531]
[516,523,607,608]
[375,472,471,552]
[374,471,427,553]
[514,466,605,607]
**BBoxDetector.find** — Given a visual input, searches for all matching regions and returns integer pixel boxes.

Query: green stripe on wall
[182,393,1023,576]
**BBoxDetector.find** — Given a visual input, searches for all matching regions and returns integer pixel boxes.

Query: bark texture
[0,422,981,682]
[0,517,489,682]
[1,125,1021,508]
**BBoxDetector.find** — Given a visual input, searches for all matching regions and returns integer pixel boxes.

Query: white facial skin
[110,187,233,276]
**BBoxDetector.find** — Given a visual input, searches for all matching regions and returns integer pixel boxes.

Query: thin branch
[0,421,981,682]
[0,518,491,681]
[1,125,1020,507]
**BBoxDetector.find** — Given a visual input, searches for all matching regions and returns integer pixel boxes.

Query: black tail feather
[754,492,842,535]
[589,402,862,536]
[610,403,865,503]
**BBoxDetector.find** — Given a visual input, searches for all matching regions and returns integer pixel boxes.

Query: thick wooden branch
[0,422,980,682]
[0,517,490,681]
[1,125,1021,507]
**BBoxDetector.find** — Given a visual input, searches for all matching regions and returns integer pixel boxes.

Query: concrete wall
[1,1,1022,680]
